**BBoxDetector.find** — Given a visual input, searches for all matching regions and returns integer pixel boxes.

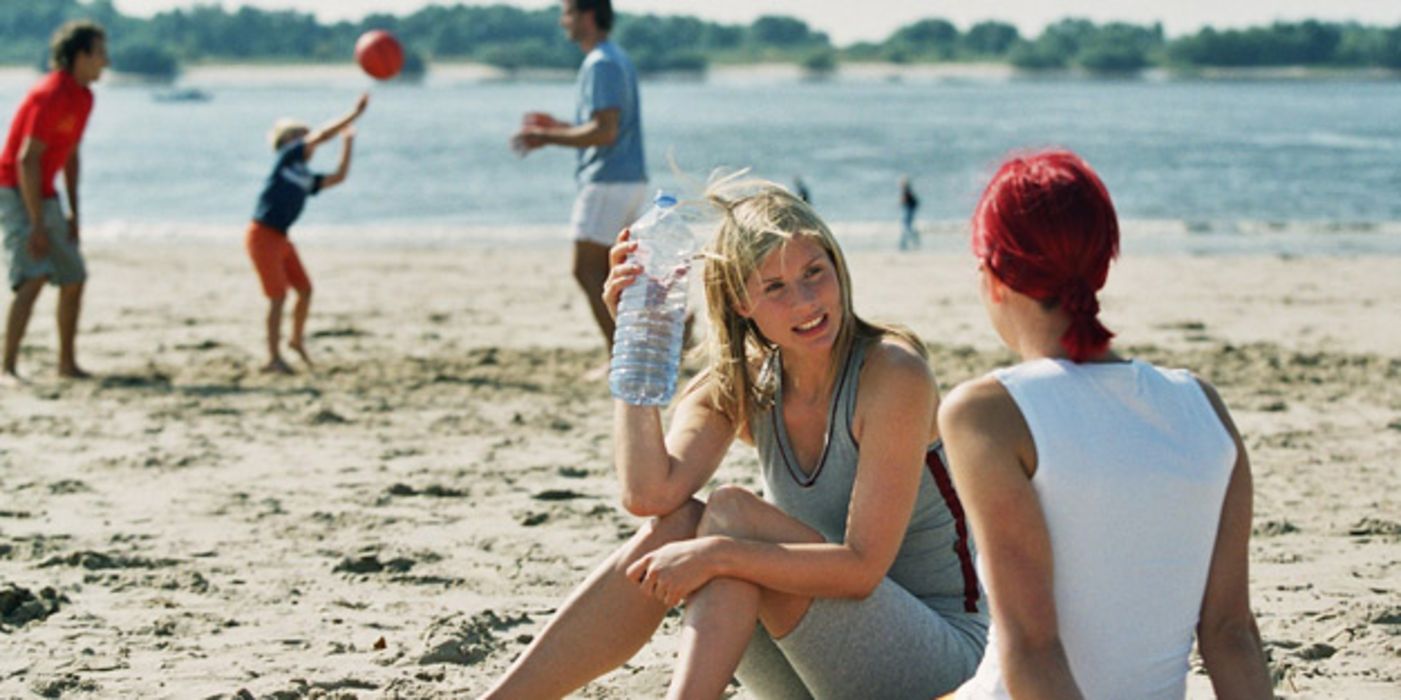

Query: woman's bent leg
[773,580,985,698]
[734,627,813,700]
[667,486,826,699]
[667,577,762,700]
[481,499,705,700]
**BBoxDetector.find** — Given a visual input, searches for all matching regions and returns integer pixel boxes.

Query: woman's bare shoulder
[862,335,935,384]
[939,374,1024,442]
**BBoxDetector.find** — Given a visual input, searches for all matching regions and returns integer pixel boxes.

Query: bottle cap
[654,190,677,208]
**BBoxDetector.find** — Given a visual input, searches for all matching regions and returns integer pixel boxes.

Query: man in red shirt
[1,20,106,383]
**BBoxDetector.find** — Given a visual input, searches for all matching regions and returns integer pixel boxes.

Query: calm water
[2,69,1399,252]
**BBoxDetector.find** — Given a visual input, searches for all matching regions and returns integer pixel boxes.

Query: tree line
[1,0,1398,79]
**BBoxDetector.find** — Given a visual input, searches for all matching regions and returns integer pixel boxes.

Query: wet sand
[1,238,1398,698]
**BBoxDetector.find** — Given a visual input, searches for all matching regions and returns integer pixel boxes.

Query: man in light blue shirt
[512,0,647,355]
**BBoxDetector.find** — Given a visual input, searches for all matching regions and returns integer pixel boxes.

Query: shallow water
[2,68,1399,253]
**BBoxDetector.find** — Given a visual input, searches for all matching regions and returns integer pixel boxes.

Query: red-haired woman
[939,150,1272,699]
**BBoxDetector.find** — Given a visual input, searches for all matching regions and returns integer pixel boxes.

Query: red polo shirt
[0,70,94,198]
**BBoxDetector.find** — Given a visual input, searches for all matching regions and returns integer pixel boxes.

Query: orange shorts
[245,221,310,299]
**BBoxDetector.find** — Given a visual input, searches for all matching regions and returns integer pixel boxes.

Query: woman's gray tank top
[751,339,987,617]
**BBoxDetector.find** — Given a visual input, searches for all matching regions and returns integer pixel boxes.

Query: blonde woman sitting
[482,179,987,699]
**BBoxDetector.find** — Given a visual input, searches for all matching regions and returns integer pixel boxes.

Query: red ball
[355,30,404,80]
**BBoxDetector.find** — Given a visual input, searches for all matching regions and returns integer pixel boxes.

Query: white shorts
[570,181,648,246]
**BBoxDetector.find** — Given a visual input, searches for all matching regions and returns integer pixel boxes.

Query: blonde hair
[268,119,309,150]
[698,175,926,431]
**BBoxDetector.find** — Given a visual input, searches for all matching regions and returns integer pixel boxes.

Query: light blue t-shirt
[574,40,646,184]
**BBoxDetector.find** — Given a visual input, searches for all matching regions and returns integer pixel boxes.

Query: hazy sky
[111,1,1401,46]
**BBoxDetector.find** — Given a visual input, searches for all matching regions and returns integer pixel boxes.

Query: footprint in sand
[0,584,68,629]
[417,609,533,666]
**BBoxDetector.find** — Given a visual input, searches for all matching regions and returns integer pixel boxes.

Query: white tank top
[957,359,1236,700]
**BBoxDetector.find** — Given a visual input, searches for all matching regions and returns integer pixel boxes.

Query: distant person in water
[899,175,920,251]
[510,0,646,359]
[793,175,811,204]
[246,93,367,374]
[1,21,107,384]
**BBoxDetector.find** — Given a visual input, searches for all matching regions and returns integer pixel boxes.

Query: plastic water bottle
[610,191,695,406]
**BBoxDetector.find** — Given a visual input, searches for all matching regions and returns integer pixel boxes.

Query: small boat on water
[153,87,212,103]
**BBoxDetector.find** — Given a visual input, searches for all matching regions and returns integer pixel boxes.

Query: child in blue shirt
[246,93,367,374]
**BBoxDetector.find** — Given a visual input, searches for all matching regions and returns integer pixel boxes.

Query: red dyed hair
[972,150,1120,362]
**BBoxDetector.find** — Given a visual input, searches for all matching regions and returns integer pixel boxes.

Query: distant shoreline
[2,61,1397,85]
[73,219,1401,259]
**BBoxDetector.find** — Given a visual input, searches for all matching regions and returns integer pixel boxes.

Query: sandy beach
[1,233,1398,698]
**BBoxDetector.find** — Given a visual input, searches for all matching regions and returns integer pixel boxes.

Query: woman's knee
[697,484,761,538]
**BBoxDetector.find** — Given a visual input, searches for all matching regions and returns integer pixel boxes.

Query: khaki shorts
[1,188,86,291]
[569,181,648,246]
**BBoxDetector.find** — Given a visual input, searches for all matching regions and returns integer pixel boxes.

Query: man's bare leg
[288,287,313,367]
[262,295,292,374]
[57,281,89,378]
[4,276,46,381]
[481,500,705,699]
[573,240,615,352]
